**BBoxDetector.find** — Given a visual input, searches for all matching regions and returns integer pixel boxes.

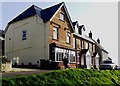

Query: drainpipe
[75,38,78,68]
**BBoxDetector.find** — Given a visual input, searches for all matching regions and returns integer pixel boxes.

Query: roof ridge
[33,5,43,10]
[43,2,64,10]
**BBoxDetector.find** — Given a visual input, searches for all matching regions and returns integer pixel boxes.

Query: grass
[1,69,120,86]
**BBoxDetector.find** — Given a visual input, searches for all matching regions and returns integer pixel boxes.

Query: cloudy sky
[0,1,118,65]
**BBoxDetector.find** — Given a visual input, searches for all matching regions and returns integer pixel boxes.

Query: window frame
[22,30,27,40]
[69,51,76,63]
[66,32,70,44]
[60,13,64,21]
[53,27,58,40]
[79,39,82,49]
[73,38,75,48]
[85,41,89,49]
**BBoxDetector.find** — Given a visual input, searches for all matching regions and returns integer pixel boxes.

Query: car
[100,59,115,70]
[114,65,120,70]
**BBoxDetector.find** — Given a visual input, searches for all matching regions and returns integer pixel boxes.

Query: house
[5,2,76,68]
[72,21,99,68]
[4,2,109,69]
[92,38,109,65]
[0,30,4,56]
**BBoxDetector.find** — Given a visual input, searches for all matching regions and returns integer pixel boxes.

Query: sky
[0,1,119,65]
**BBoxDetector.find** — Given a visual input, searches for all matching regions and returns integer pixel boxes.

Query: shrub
[2,69,120,86]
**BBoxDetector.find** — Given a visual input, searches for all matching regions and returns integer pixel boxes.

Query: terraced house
[72,21,100,68]
[5,2,108,69]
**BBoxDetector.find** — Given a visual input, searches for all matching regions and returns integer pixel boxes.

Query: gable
[41,2,63,21]
[50,5,74,32]
[95,53,99,58]
[86,50,91,56]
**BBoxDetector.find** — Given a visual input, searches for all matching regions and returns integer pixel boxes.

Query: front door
[86,55,91,69]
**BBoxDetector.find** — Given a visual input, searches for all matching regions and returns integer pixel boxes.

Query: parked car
[100,59,115,70]
[114,65,120,70]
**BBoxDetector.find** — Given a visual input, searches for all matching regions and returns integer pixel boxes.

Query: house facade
[5,2,76,68]
[72,21,100,68]
[93,38,109,64]
[5,2,109,69]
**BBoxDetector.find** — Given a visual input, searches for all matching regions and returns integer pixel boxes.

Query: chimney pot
[97,38,100,44]
[89,31,92,39]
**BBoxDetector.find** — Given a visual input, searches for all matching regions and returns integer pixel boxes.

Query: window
[79,40,82,48]
[22,30,27,40]
[56,52,63,61]
[73,38,75,48]
[77,53,80,64]
[75,24,78,33]
[53,27,58,39]
[60,13,64,21]
[85,41,89,49]
[70,51,75,62]
[92,44,95,52]
[55,48,63,61]
[66,32,70,43]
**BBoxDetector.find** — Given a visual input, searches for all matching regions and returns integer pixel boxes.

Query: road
[2,68,53,78]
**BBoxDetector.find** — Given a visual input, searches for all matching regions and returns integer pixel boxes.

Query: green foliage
[2,69,120,86]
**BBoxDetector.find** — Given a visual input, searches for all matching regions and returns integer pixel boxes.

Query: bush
[2,69,120,86]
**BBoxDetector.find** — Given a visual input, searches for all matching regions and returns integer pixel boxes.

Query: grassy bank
[2,69,120,86]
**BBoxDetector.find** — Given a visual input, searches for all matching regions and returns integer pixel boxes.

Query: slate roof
[73,33,95,43]
[8,2,64,24]
[92,39,108,54]
[41,2,63,21]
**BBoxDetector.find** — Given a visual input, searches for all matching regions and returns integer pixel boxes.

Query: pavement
[2,68,53,78]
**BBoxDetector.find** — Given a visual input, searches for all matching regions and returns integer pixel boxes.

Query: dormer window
[60,13,64,21]
[75,24,78,33]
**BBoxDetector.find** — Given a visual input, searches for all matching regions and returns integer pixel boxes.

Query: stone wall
[0,62,12,72]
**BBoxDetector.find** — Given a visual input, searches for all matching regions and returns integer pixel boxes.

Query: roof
[6,2,74,32]
[73,33,95,43]
[41,2,63,21]
[92,39,109,54]
[8,5,39,24]
[8,2,63,24]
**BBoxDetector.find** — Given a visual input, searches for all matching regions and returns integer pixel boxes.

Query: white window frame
[55,48,63,62]
[75,25,78,33]
[69,51,76,63]
[73,38,75,48]
[53,27,58,39]
[60,13,64,21]
[66,32,70,43]
[85,41,89,49]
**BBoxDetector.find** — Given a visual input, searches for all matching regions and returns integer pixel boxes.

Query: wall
[101,51,108,61]
[5,15,49,65]
[49,7,74,49]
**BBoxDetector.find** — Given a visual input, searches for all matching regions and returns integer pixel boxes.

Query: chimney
[78,27,82,35]
[78,25,85,35]
[89,31,92,39]
[97,38,100,44]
